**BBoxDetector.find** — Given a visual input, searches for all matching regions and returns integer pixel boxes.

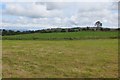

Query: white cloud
[3,3,63,18]
[68,2,118,28]
[1,2,118,29]
[1,0,117,2]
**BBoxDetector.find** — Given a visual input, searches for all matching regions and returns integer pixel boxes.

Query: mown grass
[2,39,118,78]
[2,31,118,40]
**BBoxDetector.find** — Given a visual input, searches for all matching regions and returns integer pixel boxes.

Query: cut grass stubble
[2,39,118,78]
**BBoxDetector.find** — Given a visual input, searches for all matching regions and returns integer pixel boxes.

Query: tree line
[1,27,120,36]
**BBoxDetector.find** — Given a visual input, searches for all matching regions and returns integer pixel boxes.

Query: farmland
[2,31,118,78]
[2,31,118,40]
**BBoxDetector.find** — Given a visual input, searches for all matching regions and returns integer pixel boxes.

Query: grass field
[2,39,118,78]
[2,31,118,40]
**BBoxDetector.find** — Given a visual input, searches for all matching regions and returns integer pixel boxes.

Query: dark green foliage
[2,27,119,36]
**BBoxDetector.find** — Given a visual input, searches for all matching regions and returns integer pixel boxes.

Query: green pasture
[2,31,118,40]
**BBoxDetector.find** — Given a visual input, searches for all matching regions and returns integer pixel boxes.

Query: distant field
[2,31,118,40]
[2,39,118,78]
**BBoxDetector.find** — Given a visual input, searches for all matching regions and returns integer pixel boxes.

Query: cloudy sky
[0,1,118,30]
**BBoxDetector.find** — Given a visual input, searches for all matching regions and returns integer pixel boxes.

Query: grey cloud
[35,2,70,10]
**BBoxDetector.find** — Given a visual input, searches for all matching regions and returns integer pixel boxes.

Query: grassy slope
[2,39,118,78]
[2,31,118,40]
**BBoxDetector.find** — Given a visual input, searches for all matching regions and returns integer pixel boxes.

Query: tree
[95,21,102,28]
